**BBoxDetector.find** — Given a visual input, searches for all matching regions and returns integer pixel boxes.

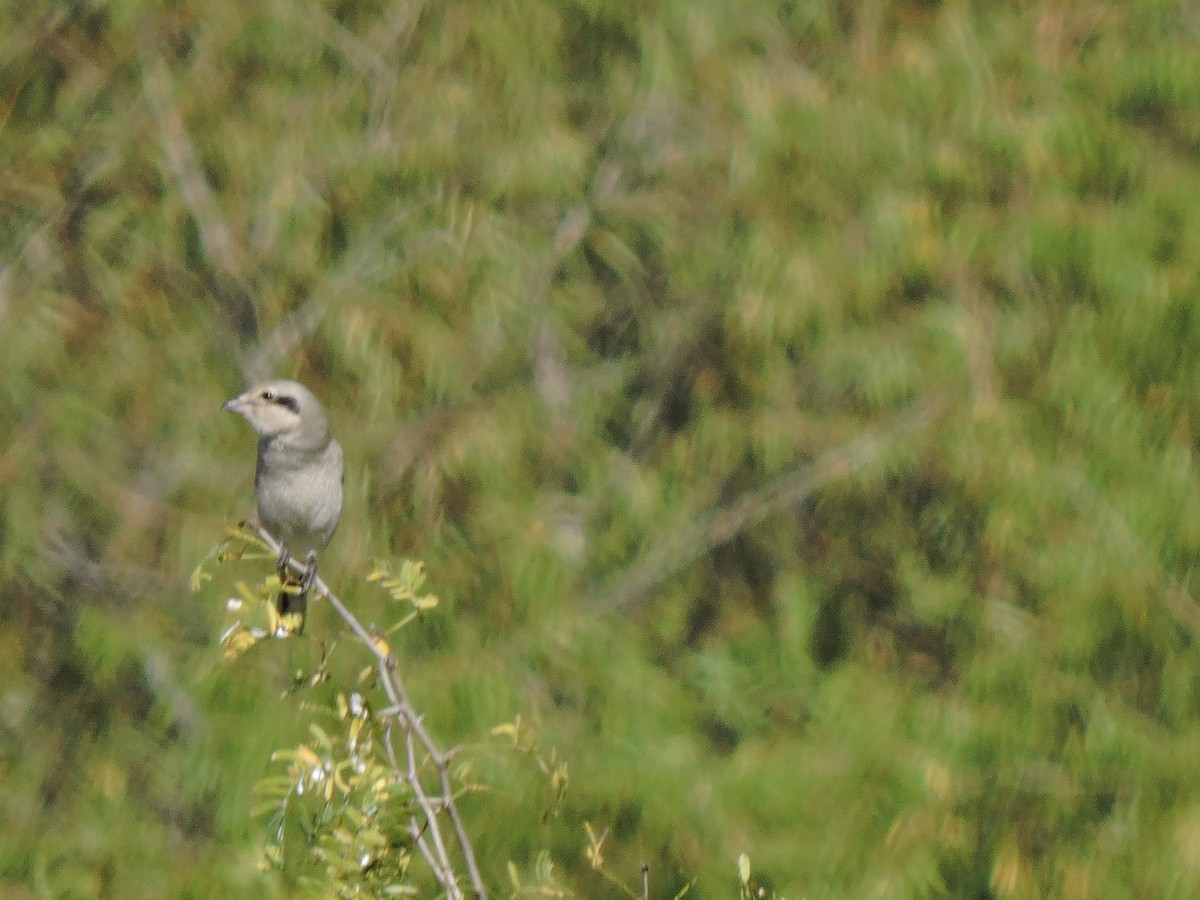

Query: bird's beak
[223,393,250,414]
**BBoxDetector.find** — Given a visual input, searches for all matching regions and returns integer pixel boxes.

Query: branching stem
[251,523,488,899]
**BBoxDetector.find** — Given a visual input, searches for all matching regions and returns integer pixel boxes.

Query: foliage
[199,524,489,897]
[258,708,416,895]
[5,0,1200,897]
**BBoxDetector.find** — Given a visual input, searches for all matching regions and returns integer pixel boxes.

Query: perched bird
[223,379,344,627]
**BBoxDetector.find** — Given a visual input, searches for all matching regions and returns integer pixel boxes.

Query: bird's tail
[276,570,309,634]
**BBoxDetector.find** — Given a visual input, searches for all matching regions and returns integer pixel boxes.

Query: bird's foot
[272,545,310,635]
[275,544,291,577]
[301,550,318,593]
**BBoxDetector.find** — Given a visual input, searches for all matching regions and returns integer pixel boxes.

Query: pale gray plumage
[224,379,343,621]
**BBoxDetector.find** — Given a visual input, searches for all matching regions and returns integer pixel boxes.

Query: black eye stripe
[257,387,299,411]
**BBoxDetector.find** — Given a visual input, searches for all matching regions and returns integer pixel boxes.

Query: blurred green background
[5,0,1200,896]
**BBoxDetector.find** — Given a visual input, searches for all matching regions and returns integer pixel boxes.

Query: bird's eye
[262,389,276,401]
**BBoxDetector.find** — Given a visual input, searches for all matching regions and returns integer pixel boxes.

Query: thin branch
[142,50,247,282]
[244,299,326,385]
[140,44,258,343]
[405,727,461,895]
[1058,465,1200,643]
[529,205,591,421]
[524,159,629,424]
[592,395,947,611]
[251,523,488,899]
[410,822,446,894]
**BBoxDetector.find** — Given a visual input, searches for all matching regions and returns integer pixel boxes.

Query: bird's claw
[301,550,318,593]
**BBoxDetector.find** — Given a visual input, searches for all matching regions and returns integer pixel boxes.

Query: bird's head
[223,379,330,442]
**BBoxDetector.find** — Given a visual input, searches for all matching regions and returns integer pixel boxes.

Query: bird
[223,379,344,629]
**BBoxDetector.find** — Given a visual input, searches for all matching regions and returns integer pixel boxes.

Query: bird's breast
[256,439,344,553]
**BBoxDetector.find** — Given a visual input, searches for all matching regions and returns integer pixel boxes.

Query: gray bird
[224,379,344,626]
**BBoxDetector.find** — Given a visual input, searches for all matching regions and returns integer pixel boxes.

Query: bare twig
[593,395,947,611]
[1059,465,1200,643]
[140,46,258,344]
[528,206,590,422]
[245,298,327,384]
[251,523,488,899]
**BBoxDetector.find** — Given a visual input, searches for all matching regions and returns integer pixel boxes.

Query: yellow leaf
[190,562,211,593]
[584,822,606,870]
[491,721,519,740]
[309,723,333,748]
[236,580,263,604]
[347,716,365,749]
[220,624,261,660]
